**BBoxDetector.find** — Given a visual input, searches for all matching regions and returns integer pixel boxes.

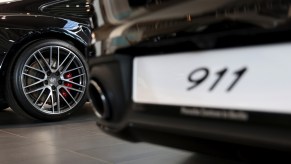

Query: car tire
[5,39,89,121]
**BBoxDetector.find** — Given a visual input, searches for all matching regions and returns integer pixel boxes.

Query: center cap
[48,75,59,86]
[49,77,56,83]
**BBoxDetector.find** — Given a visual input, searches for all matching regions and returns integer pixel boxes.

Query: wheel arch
[1,30,89,77]
[0,30,89,101]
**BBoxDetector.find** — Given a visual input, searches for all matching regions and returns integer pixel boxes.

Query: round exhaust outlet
[89,80,110,119]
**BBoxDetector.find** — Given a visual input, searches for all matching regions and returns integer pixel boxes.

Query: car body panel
[93,0,291,55]
[0,0,92,101]
[90,0,291,153]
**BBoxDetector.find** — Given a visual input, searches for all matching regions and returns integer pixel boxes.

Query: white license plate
[132,43,291,114]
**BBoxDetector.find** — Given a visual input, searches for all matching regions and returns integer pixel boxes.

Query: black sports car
[89,0,291,157]
[0,0,93,121]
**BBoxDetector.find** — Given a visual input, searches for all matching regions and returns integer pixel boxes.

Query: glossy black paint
[90,0,291,154]
[0,0,92,101]
[94,0,291,55]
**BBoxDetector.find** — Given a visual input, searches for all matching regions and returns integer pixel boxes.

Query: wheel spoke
[64,66,84,73]
[56,88,61,113]
[57,52,71,71]
[23,73,43,81]
[38,50,51,71]
[62,79,85,88]
[40,91,51,109]
[24,79,45,89]
[62,85,84,93]
[25,86,47,95]
[25,65,46,74]
[63,88,77,103]
[59,92,71,109]
[51,90,55,113]
[34,88,46,105]
[61,56,75,73]
[67,73,85,80]
[34,54,46,72]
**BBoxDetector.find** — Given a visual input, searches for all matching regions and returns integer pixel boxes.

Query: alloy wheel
[21,46,87,114]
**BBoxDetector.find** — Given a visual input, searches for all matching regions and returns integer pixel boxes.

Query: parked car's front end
[89,0,291,156]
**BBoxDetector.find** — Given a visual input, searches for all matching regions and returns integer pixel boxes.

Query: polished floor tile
[0,104,240,164]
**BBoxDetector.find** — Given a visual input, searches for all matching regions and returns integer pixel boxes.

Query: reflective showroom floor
[0,103,240,164]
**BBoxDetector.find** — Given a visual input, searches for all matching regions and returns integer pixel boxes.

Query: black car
[89,0,291,157]
[0,0,93,121]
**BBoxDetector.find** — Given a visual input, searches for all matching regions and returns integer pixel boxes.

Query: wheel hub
[48,74,59,86]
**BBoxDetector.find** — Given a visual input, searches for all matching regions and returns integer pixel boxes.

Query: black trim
[89,53,291,152]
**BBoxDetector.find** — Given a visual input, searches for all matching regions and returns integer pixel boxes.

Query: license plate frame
[133,43,291,114]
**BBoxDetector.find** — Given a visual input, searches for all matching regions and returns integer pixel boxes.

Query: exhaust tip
[89,80,110,119]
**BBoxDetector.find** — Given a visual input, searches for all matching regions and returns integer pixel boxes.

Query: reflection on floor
[0,103,240,164]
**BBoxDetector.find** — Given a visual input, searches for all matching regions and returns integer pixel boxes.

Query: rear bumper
[89,53,291,152]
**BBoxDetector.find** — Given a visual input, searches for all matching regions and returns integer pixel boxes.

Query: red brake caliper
[61,73,73,98]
